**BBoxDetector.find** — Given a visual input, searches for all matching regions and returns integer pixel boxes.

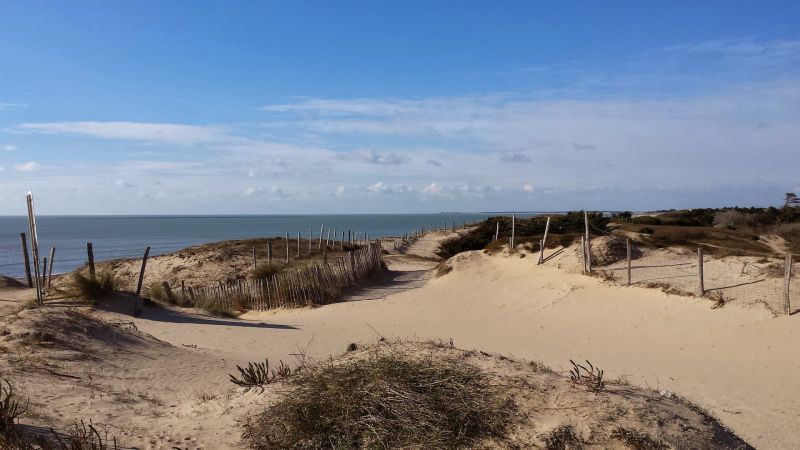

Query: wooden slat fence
[168,242,385,312]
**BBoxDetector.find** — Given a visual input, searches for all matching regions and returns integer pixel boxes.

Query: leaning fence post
[135,246,150,313]
[20,233,33,287]
[47,247,55,288]
[784,253,792,315]
[697,247,705,296]
[626,238,632,286]
[538,217,551,264]
[87,242,95,278]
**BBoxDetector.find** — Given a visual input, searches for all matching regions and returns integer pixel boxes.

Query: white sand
[3,230,798,448]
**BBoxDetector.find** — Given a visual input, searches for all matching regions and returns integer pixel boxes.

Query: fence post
[135,246,150,313]
[538,217,551,264]
[319,224,324,249]
[252,246,257,270]
[267,240,272,265]
[626,238,632,286]
[26,193,42,304]
[42,256,48,287]
[20,233,33,287]
[285,233,290,264]
[494,222,499,241]
[510,214,515,251]
[584,211,592,273]
[784,253,792,315]
[697,248,705,296]
[47,247,55,287]
[87,242,95,278]
[580,236,586,274]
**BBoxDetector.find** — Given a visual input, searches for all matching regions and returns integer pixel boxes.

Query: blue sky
[1,1,799,214]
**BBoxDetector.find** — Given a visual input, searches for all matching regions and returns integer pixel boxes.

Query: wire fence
[588,239,798,315]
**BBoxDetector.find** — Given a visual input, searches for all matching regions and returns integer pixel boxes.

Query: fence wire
[595,240,797,315]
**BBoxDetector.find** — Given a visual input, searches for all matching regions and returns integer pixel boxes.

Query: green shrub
[638,227,655,235]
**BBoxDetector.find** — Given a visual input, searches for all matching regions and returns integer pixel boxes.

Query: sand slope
[1,231,797,448]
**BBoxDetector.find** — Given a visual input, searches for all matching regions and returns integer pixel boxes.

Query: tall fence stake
[285,233,289,264]
[538,217,550,264]
[697,247,705,296]
[87,242,95,278]
[784,253,793,315]
[47,247,55,288]
[584,211,592,273]
[494,222,499,241]
[26,193,43,304]
[510,214,515,251]
[20,232,33,287]
[319,224,324,249]
[135,246,151,313]
[626,238,632,286]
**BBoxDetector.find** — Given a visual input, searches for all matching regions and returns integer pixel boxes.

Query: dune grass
[241,348,517,449]
[66,271,118,303]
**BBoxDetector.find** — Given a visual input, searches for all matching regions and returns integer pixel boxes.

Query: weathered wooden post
[26,193,42,304]
[584,211,592,273]
[784,253,793,315]
[494,222,499,241]
[20,233,32,287]
[252,246,257,270]
[538,217,551,264]
[626,238,632,286]
[42,256,48,287]
[319,224,324,249]
[46,247,55,288]
[326,228,331,247]
[580,236,586,274]
[87,242,96,278]
[340,230,345,250]
[267,240,272,265]
[510,214,515,251]
[285,233,290,264]
[297,232,300,258]
[697,248,705,296]
[135,246,151,313]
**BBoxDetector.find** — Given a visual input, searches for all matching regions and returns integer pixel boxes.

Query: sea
[0,213,538,279]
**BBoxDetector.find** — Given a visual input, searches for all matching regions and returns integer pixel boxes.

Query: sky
[1,1,799,214]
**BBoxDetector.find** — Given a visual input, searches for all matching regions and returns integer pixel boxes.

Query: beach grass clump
[249,263,282,280]
[1,380,28,436]
[66,271,118,303]
[241,348,517,449]
[542,424,583,450]
[610,427,668,450]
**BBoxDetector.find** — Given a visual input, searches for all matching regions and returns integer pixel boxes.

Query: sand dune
[1,230,797,448]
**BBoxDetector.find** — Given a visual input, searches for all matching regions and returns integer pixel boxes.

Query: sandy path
[70,231,799,448]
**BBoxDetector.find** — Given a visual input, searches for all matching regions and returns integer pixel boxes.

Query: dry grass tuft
[1,379,28,436]
[241,347,517,449]
[65,271,118,303]
[611,427,668,449]
[542,424,583,449]
[229,359,291,391]
[569,360,605,392]
[249,263,283,280]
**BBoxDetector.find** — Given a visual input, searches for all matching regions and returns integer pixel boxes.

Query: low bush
[638,227,655,235]
[242,349,517,449]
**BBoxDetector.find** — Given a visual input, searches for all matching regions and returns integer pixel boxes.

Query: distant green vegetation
[436,212,608,259]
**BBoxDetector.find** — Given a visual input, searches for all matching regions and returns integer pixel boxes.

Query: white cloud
[335,186,345,197]
[2,145,17,151]
[13,161,41,172]
[422,183,443,194]
[247,168,257,178]
[113,179,136,188]
[334,149,409,165]
[523,184,535,192]
[243,187,256,195]
[18,121,226,144]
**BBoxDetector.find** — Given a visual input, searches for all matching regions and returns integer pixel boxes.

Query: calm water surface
[0,214,518,278]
